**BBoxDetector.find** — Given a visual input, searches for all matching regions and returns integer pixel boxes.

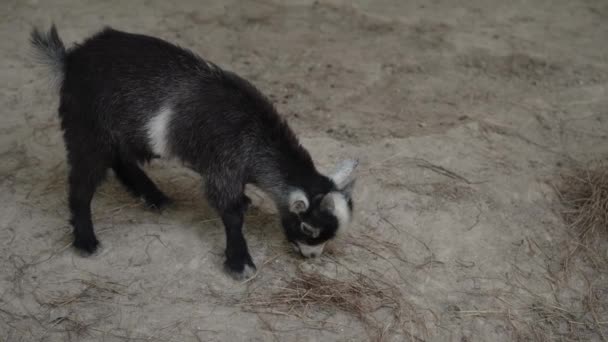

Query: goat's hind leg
[67,153,109,254]
[112,157,171,210]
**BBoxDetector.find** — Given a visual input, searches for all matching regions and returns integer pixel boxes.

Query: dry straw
[556,164,608,240]
[241,267,425,342]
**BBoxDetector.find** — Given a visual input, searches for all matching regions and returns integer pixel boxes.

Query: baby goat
[30,25,357,279]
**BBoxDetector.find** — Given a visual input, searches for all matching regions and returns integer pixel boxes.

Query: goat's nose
[308,252,319,258]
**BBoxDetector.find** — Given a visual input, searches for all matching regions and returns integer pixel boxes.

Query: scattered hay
[455,271,608,342]
[555,164,608,239]
[241,269,425,341]
[38,279,127,308]
[453,166,608,341]
[554,163,608,275]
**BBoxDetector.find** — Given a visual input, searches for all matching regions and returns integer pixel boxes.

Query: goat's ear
[331,159,359,189]
[288,189,309,213]
[340,178,356,199]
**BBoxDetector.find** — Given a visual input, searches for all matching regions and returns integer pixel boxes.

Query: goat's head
[281,159,358,258]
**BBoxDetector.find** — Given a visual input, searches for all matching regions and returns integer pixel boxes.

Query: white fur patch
[147,107,172,157]
[296,241,325,258]
[241,264,257,280]
[227,264,257,281]
[327,192,351,234]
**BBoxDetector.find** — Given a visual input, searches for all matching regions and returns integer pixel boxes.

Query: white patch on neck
[147,107,172,157]
[296,241,325,258]
[327,192,351,234]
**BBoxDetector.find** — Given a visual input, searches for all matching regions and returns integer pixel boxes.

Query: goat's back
[56,28,313,183]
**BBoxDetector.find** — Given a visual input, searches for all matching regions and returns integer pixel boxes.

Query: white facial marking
[327,192,351,234]
[288,189,309,213]
[147,107,172,157]
[296,241,325,258]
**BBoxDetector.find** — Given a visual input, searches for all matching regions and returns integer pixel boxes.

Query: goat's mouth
[291,241,325,258]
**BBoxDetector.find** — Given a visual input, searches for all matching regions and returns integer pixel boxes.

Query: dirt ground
[2,0,608,341]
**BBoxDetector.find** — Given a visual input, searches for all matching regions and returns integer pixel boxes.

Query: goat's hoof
[144,192,172,211]
[224,261,257,281]
[73,236,100,255]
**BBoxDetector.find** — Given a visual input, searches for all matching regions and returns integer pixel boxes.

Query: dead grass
[555,163,608,240]
[456,270,608,342]
[450,164,608,341]
[550,163,608,341]
[241,268,425,341]
[40,279,127,308]
[554,163,608,277]
[221,221,431,341]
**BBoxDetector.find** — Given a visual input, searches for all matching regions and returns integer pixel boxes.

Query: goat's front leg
[220,196,256,280]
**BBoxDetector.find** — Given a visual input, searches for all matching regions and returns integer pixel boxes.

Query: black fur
[31,26,349,278]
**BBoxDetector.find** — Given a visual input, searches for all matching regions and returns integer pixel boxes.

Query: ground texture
[1,0,608,341]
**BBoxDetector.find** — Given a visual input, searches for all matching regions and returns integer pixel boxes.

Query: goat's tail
[30,24,66,83]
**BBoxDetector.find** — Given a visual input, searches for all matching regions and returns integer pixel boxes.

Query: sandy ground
[2,0,608,341]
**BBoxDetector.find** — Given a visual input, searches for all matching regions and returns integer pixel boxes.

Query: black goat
[30,25,357,279]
